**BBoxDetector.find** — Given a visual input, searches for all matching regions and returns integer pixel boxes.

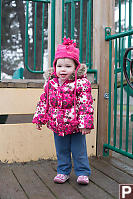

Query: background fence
[62,0,97,82]
[0,0,55,80]
[0,0,97,81]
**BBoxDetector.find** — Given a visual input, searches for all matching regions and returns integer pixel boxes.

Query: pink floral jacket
[32,64,94,136]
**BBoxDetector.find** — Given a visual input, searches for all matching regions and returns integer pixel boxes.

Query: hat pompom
[63,37,76,47]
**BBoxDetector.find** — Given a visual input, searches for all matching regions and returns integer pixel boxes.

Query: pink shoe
[77,175,89,185]
[54,174,70,184]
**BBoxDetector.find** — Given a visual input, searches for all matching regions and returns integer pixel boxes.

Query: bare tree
[15,0,25,64]
[15,1,44,79]
[2,0,48,79]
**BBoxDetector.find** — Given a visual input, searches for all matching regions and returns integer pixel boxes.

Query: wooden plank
[0,123,97,163]
[34,161,85,199]
[90,167,118,198]
[50,160,115,199]
[0,114,33,124]
[86,89,98,156]
[112,152,133,168]
[0,124,56,163]
[12,166,56,199]
[0,167,27,199]
[90,158,133,184]
[0,88,43,114]
[104,157,133,177]
[69,171,114,199]
[93,0,115,156]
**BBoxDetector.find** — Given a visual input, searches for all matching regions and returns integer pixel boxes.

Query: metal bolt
[104,148,108,153]
[104,92,109,99]
[106,28,110,34]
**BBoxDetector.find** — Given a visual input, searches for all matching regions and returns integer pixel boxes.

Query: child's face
[56,58,76,81]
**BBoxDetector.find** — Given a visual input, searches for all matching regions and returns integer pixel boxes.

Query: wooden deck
[0,153,133,199]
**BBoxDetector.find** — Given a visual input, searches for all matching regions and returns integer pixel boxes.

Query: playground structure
[0,0,133,163]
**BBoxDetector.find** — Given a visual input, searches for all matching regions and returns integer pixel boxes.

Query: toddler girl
[32,37,94,185]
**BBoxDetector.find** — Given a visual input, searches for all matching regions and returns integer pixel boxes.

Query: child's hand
[80,128,91,135]
[36,124,42,130]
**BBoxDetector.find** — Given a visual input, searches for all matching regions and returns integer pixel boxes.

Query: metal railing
[62,0,97,83]
[0,0,55,80]
[0,0,97,81]
[103,0,133,159]
[25,0,55,74]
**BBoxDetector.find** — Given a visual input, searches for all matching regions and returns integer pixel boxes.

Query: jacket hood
[43,64,87,82]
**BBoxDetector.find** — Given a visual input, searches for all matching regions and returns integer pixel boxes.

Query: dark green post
[79,0,83,62]
[62,0,64,39]
[51,0,55,67]
[0,0,1,81]
[71,0,75,39]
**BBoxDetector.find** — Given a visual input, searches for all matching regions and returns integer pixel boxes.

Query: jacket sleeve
[77,78,94,129]
[32,82,48,125]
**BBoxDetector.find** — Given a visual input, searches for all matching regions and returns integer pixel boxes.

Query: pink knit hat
[53,37,81,70]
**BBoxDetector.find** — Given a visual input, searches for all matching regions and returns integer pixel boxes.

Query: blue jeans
[54,132,91,176]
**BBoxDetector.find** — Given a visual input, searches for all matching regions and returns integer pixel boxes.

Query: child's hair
[54,59,78,68]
